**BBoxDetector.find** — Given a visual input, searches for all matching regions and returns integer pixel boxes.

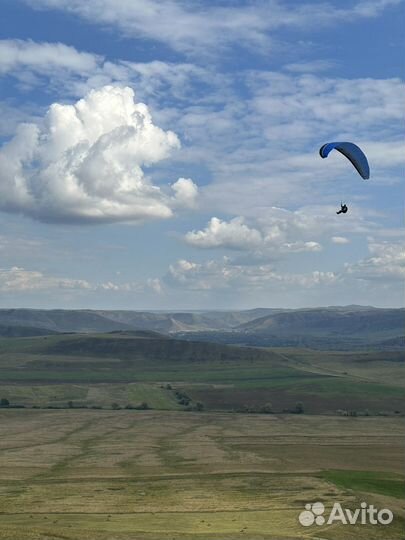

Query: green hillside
[0,325,59,337]
[238,307,405,335]
[0,332,403,415]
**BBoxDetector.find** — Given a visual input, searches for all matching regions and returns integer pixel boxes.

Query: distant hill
[220,307,405,350]
[0,309,132,333]
[0,308,280,334]
[237,307,404,335]
[176,307,405,350]
[374,336,405,348]
[0,306,402,350]
[0,324,59,337]
[91,308,285,333]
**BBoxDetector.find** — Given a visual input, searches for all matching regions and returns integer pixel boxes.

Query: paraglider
[319,141,370,214]
[336,203,348,215]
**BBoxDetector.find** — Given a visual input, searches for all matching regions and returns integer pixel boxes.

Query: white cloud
[332,236,350,244]
[184,214,324,254]
[2,42,402,221]
[147,277,163,294]
[22,0,403,56]
[0,85,198,223]
[351,0,403,16]
[0,39,98,75]
[22,0,271,56]
[171,178,198,209]
[175,70,404,219]
[345,240,405,281]
[249,73,403,140]
[165,257,338,291]
[0,40,212,101]
[0,101,41,137]
[284,60,335,73]
[0,266,92,292]
[280,241,322,253]
[185,217,263,250]
[0,266,150,293]
[0,39,100,94]
[258,205,370,244]
[160,243,404,306]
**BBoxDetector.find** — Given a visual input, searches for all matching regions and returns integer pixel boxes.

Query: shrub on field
[260,403,273,414]
[175,391,191,406]
[137,402,150,410]
[295,401,304,414]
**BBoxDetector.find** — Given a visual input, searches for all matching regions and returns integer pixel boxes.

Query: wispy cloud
[284,60,336,73]
[21,0,404,56]
[164,257,339,292]
[161,240,403,304]
[188,70,404,217]
[0,39,211,100]
[0,39,99,75]
[0,266,92,292]
[0,266,149,293]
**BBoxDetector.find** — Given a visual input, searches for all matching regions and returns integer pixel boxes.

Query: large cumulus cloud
[0,85,197,223]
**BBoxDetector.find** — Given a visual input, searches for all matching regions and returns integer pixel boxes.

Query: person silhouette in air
[336,203,348,215]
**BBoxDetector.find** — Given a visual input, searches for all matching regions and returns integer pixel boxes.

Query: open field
[0,410,403,540]
[0,334,403,538]
[0,333,403,414]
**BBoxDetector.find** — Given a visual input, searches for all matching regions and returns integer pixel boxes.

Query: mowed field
[0,410,404,540]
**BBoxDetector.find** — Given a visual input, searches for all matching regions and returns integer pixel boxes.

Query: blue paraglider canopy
[319,141,370,180]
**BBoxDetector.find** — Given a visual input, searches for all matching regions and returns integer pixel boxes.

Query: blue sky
[0,0,403,309]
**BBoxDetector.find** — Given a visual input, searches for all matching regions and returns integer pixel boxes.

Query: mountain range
[0,306,403,350]
[0,307,281,334]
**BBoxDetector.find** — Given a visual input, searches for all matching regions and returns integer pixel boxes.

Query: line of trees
[237,401,305,414]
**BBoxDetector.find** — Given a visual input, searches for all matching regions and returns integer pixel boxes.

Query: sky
[0,0,404,310]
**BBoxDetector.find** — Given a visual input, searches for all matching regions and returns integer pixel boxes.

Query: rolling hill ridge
[0,306,402,350]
